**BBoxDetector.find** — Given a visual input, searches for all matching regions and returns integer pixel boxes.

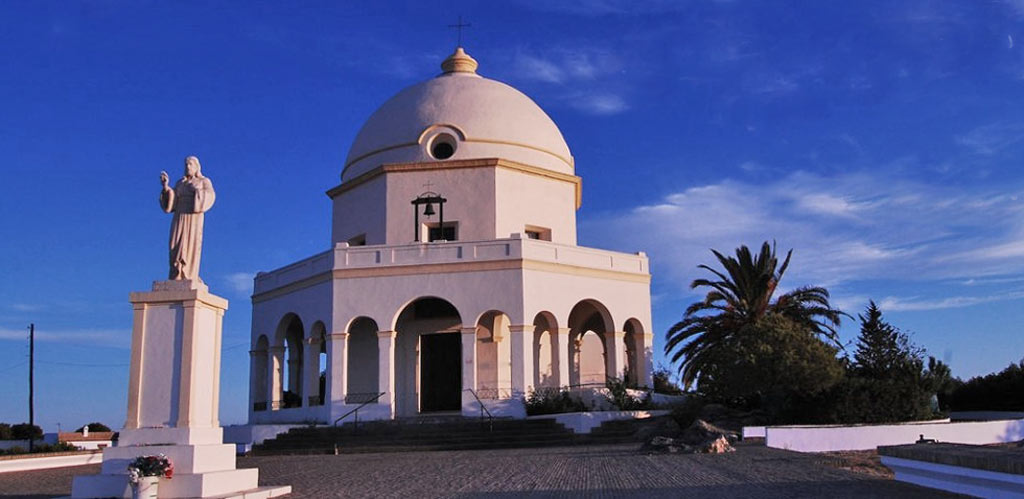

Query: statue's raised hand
[160,171,169,189]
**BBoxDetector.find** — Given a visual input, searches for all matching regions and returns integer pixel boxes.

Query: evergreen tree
[853,301,920,378]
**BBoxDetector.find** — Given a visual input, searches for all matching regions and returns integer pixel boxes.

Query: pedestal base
[71,442,291,498]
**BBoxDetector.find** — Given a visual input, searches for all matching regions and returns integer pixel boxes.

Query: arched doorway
[346,317,380,403]
[394,297,463,416]
[623,319,643,387]
[532,311,558,388]
[275,314,304,409]
[476,311,512,399]
[568,300,613,386]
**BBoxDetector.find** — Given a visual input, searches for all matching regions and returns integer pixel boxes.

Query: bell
[422,202,436,217]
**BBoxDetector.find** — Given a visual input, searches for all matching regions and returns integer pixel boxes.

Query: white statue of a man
[160,156,216,282]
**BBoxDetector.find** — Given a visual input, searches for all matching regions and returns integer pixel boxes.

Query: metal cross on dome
[447,15,471,47]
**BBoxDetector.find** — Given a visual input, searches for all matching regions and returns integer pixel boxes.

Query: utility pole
[28,323,34,452]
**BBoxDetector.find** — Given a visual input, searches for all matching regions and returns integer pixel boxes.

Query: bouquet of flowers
[126,454,174,483]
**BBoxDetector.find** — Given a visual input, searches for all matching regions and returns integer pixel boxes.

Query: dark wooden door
[420,333,462,412]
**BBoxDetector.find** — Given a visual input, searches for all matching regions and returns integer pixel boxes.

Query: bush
[669,394,707,428]
[605,377,653,410]
[0,423,11,440]
[951,360,1024,411]
[10,423,43,440]
[75,422,112,433]
[652,367,684,395]
[524,388,587,415]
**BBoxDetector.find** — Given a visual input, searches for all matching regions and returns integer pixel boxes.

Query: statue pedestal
[72,281,291,498]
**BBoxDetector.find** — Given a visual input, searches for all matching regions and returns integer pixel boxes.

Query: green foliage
[665,241,845,390]
[951,360,1024,411]
[524,388,586,415]
[696,314,845,417]
[784,304,951,425]
[75,422,112,433]
[10,423,42,440]
[652,367,684,395]
[0,423,11,440]
[605,376,653,410]
[853,301,922,378]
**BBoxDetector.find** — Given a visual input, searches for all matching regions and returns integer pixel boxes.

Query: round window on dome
[429,133,457,160]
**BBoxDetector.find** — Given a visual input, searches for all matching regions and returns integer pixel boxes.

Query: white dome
[342,48,574,182]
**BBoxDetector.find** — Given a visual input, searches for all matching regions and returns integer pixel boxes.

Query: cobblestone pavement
[0,442,962,498]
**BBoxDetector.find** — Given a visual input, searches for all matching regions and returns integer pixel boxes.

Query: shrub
[0,423,11,440]
[951,360,1024,411]
[11,423,43,440]
[652,367,684,395]
[605,376,653,410]
[669,394,707,428]
[524,388,586,415]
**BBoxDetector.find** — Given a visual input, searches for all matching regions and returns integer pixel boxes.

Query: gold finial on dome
[441,47,479,74]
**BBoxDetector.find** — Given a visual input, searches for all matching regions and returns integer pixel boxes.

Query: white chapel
[248,47,653,424]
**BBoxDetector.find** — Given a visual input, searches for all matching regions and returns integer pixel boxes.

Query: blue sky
[2,1,1023,431]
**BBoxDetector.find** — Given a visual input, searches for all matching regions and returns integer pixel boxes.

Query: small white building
[248,47,653,424]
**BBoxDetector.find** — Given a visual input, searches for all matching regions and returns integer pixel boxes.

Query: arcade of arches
[250,297,651,418]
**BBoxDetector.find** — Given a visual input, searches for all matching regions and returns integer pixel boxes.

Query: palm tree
[665,241,845,389]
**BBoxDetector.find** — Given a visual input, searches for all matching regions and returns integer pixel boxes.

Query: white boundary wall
[882,456,1024,497]
[765,418,1024,452]
[529,410,668,434]
[0,452,102,474]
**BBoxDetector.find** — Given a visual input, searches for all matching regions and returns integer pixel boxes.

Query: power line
[36,360,128,368]
[0,361,28,375]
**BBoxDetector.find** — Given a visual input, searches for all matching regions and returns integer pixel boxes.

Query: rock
[698,435,735,454]
[681,419,739,445]
[649,436,675,447]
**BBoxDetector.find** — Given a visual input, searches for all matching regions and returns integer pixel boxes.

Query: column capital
[268,345,285,354]
[460,326,478,336]
[326,332,349,340]
[508,324,532,334]
[609,330,626,339]
[554,327,571,336]
[248,349,264,357]
[377,330,397,339]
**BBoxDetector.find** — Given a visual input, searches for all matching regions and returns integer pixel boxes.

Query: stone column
[605,331,627,381]
[508,324,534,396]
[496,328,512,397]
[377,330,397,415]
[460,326,477,396]
[304,336,321,406]
[326,332,349,407]
[268,346,285,409]
[553,328,571,388]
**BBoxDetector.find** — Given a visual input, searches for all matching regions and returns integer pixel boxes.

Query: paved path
[0,442,960,498]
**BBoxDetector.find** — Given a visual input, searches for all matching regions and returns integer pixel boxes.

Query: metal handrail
[463,388,493,432]
[333,392,385,432]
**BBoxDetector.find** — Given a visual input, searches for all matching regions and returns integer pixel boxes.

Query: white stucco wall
[331,175,387,245]
[494,167,577,245]
[765,418,1024,452]
[383,168,497,245]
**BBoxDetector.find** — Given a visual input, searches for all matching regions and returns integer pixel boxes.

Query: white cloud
[569,93,628,115]
[0,327,129,348]
[225,272,256,295]
[10,303,43,312]
[514,54,565,84]
[956,122,1024,155]
[879,291,1024,312]
[583,171,1024,308]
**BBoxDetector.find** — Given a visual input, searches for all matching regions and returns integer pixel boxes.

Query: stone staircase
[253,415,652,455]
